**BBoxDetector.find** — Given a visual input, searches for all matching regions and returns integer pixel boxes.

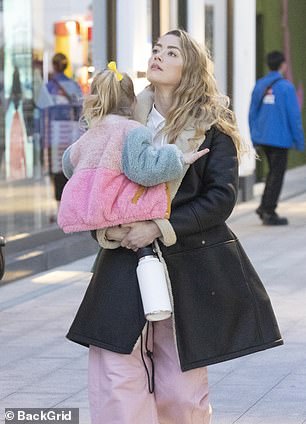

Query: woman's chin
[147,72,162,85]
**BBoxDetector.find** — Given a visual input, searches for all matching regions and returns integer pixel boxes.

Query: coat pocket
[165,239,262,361]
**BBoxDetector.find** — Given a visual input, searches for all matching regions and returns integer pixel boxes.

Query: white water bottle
[136,246,172,321]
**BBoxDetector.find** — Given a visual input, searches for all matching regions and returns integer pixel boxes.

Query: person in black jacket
[66,30,283,424]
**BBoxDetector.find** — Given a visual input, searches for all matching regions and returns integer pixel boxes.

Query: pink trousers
[88,318,212,424]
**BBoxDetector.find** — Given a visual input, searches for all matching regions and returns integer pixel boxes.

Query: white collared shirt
[146,104,167,148]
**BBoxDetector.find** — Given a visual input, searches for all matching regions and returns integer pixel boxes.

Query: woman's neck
[153,88,174,117]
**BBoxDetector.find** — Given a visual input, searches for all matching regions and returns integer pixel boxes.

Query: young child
[57,62,208,240]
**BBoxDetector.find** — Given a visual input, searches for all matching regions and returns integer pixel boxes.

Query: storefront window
[0,0,93,236]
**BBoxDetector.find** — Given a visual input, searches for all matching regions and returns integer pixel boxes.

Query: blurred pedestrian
[67,30,283,424]
[38,53,82,222]
[0,235,5,280]
[9,66,27,180]
[249,51,304,225]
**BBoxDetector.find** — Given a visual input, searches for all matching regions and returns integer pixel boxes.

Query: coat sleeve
[122,126,185,186]
[285,84,305,151]
[169,131,239,236]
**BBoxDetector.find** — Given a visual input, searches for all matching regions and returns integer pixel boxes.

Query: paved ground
[1,166,306,424]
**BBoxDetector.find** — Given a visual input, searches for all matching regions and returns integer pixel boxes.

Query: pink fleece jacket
[57,115,171,233]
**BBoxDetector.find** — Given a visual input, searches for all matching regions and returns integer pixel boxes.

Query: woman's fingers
[106,225,130,241]
[121,235,138,251]
[121,221,161,250]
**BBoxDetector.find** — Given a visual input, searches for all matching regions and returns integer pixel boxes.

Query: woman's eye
[168,51,177,57]
[152,48,159,54]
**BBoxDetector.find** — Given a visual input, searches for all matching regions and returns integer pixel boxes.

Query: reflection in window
[0,0,94,236]
[1,0,93,182]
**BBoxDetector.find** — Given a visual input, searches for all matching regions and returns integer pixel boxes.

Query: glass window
[0,0,93,236]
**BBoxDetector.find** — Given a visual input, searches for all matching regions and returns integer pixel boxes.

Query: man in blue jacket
[249,51,304,225]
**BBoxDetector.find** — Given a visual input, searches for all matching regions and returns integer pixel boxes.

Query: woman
[66,30,283,424]
[39,53,82,221]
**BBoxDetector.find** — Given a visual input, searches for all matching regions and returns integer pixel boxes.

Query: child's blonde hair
[82,68,136,127]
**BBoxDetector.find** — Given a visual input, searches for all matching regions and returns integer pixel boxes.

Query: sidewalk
[0,176,98,284]
[0,166,306,424]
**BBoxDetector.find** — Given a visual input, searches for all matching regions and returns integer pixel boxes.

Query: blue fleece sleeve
[62,145,74,178]
[122,126,185,187]
[286,85,305,151]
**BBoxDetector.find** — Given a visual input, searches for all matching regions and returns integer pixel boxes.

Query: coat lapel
[134,88,154,125]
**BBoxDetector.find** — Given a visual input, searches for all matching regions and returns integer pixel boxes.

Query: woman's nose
[153,52,162,61]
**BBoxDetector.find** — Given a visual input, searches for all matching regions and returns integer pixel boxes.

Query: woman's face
[147,34,184,90]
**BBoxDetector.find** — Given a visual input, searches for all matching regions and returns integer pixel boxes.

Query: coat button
[211,291,215,296]
[201,240,206,245]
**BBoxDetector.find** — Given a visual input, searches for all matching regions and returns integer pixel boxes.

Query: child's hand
[183,148,209,165]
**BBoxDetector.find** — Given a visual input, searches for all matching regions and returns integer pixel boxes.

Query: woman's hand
[105,225,131,242]
[120,221,162,251]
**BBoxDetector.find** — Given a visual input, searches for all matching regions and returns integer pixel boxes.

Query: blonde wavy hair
[157,29,249,160]
[82,69,136,127]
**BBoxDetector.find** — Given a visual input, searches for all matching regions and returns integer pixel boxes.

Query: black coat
[66,127,283,371]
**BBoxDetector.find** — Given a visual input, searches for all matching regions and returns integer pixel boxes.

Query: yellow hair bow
[107,61,123,81]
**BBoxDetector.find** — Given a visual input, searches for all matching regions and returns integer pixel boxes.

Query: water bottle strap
[153,239,181,365]
[153,240,174,309]
[140,321,155,394]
